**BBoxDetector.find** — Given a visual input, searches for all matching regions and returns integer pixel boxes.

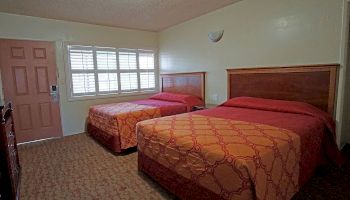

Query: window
[67,45,156,99]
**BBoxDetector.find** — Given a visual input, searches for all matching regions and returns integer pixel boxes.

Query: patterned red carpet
[292,144,350,200]
[18,133,349,200]
[18,133,174,200]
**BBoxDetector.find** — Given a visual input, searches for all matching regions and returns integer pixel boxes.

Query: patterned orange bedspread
[137,113,301,200]
[89,102,161,150]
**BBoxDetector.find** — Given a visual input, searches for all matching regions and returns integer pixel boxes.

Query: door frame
[338,0,350,148]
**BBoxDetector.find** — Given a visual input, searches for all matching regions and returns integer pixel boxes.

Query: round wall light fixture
[208,30,224,43]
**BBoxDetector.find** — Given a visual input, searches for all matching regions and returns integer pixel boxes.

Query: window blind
[67,45,156,98]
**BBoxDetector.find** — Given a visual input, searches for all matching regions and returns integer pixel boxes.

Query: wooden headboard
[160,72,206,103]
[227,64,339,115]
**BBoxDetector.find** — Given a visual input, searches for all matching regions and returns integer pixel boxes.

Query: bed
[87,72,206,153]
[137,64,342,200]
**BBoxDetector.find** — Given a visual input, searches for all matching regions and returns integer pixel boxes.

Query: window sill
[67,90,158,102]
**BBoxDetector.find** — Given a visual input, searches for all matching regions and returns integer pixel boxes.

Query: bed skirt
[138,151,223,200]
[87,123,122,153]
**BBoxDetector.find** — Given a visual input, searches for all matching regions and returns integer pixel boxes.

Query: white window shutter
[71,73,96,95]
[96,50,117,70]
[98,73,118,92]
[119,51,137,70]
[139,52,155,70]
[67,45,156,98]
[69,46,96,95]
[120,72,138,91]
[96,50,119,93]
[69,49,94,70]
[140,72,155,89]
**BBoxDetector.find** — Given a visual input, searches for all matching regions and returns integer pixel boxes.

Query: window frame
[64,43,159,101]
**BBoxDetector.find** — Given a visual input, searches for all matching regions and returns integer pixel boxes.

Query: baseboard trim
[18,136,61,145]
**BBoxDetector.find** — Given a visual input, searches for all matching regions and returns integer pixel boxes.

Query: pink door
[0,39,62,143]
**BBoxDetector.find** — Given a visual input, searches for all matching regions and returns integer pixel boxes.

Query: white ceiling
[0,0,240,31]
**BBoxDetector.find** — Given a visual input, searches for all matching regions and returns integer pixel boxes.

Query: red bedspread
[88,99,189,152]
[137,97,341,199]
[198,97,341,186]
[132,99,188,116]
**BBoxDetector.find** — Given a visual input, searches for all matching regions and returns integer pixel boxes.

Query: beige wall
[159,0,347,146]
[0,12,158,136]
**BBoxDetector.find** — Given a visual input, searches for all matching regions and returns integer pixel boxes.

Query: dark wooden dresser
[0,103,20,200]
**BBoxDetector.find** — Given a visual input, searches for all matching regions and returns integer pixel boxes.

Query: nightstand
[205,104,217,109]
[192,104,218,111]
